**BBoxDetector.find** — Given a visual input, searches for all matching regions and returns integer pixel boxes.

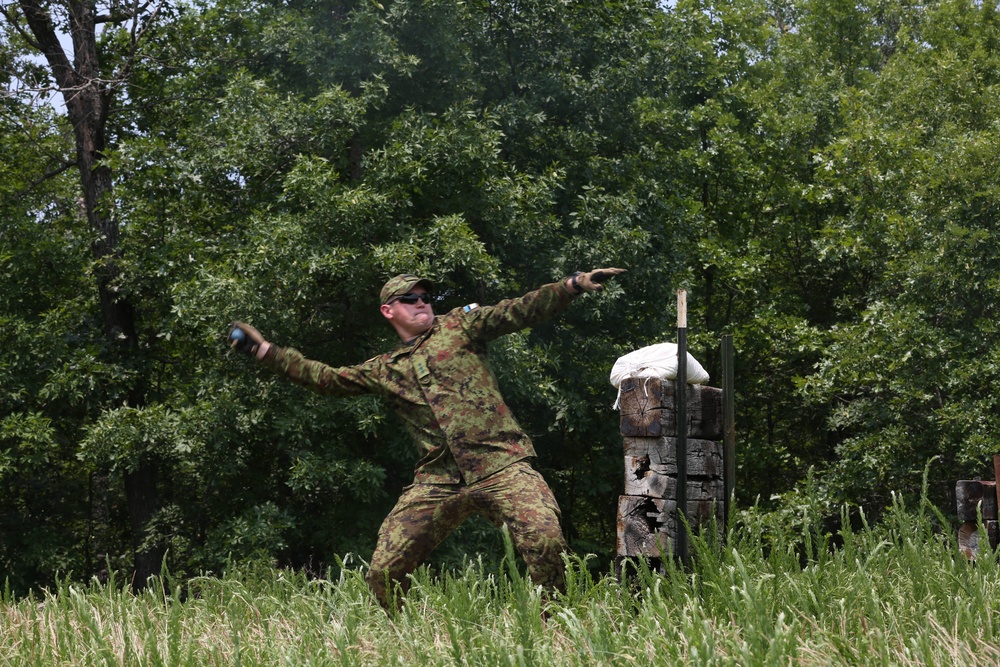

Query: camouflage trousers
[366,460,567,610]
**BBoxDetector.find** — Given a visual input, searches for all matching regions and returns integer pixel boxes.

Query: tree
[0,68,93,591]
[802,0,1000,507]
[1,0,173,586]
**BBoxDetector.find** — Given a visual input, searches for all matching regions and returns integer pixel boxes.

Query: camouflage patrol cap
[380,274,434,304]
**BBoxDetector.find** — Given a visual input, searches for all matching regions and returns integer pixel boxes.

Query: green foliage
[801,0,1000,504]
[7,0,1000,594]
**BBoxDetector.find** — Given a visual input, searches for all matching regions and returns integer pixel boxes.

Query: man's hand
[570,267,627,293]
[228,321,265,356]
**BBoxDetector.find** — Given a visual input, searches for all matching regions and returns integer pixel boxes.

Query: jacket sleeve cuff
[257,342,280,363]
[560,276,583,297]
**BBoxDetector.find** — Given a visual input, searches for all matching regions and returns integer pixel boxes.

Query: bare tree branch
[117,0,165,86]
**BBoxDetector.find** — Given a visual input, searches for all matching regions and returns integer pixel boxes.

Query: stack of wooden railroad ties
[615,374,732,573]
[956,454,1000,559]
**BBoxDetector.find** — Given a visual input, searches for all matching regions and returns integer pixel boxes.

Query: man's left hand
[570,267,626,293]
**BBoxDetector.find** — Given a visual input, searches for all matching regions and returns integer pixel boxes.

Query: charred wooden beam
[616,494,724,559]
[956,480,998,522]
[619,378,723,439]
[958,520,999,560]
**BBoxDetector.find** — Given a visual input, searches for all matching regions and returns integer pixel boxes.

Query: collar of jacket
[387,319,438,361]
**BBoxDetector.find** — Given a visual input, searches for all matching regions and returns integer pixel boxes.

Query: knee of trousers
[519,530,568,585]
[516,521,568,558]
[366,566,407,610]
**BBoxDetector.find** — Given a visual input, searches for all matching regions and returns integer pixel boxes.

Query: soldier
[229,267,626,609]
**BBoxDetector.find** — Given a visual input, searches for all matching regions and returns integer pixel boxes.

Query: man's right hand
[228,322,265,356]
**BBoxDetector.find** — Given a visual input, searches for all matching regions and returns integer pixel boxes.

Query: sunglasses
[392,293,433,305]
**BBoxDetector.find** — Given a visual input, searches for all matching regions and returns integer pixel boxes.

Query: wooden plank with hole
[615,495,723,558]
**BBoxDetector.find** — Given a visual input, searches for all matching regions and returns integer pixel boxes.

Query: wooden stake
[676,289,688,564]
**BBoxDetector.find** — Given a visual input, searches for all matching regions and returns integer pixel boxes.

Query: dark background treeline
[3,0,1000,594]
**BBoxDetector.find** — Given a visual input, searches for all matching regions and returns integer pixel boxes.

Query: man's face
[380,286,436,340]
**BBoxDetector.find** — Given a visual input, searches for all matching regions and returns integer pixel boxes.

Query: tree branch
[116,0,165,86]
[12,159,79,200]
[17,0,76,90]
[0,3,43,50]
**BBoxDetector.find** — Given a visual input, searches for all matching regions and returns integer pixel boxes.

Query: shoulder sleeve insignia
[463,303,480,313]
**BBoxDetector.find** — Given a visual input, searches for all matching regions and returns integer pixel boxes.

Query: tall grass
[3,493,999,666]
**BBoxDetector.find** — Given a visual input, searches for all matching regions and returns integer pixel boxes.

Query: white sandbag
[610,343,710,409]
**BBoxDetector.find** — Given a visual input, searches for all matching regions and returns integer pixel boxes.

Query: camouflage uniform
[259,280,578,608]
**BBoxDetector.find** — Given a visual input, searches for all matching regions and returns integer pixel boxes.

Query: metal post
[676,289,688,564]
[993,454,1000,528]
[722,334,735,531]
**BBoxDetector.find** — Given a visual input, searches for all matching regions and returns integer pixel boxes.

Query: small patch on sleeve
[463,303,480,313]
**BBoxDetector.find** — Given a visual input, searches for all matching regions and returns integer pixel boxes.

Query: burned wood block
[617,495,674,558]
[623,456,725,500]
[958,520,999,560]
[623,436,723,499]
[616,495,724,558]
[619,377,663,437]
[622,437,723,475]
[660,382,724,440]
[618,378,723,439]
[956,480,998,522]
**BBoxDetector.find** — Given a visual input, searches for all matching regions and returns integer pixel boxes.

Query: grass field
[3,492,999,666]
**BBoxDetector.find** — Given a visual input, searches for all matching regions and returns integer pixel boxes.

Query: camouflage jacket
[260,280,579,484]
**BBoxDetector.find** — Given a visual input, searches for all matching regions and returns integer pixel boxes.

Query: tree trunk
[124,462,163,586]
[19,0,164,588]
